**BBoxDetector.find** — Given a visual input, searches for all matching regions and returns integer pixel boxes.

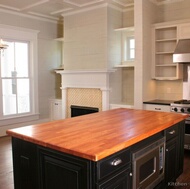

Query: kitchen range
[171,100,190,150]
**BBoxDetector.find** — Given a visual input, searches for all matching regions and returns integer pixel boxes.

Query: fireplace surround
[56,70,114,118]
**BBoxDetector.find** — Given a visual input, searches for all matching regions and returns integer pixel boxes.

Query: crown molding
[61,2,133,17]
[0,8,60,24]
[20,0,49,11]
[149,0,184,5]
[62,3,108,16]
[112,0,134,7]
[0,23,40,34]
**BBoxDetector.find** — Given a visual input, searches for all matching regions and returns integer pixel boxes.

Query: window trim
[0,24,39,126]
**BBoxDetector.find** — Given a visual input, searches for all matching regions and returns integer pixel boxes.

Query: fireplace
[56,70,114,119]
[71,105,99,117]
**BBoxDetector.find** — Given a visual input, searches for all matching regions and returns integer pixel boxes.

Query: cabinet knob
[111,158,122,166]
[169,130,175,135]
[129,172,133,177]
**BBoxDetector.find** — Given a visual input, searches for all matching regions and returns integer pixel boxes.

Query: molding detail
[112,0,134,7]
[149,0,184,5]
[64,0,104,7]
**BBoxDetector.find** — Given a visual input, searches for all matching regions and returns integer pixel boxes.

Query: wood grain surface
[6,108,188,161]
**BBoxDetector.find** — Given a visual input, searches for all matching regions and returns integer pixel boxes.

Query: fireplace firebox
[71,105,99,117]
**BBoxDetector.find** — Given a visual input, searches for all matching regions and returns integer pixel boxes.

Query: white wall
[0,11,62,136]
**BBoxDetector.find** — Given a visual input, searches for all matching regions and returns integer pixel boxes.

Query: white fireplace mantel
[56,69,115,118]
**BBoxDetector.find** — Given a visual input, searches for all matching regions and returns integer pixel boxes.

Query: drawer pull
[155,108,161,110]
[169,130,175,135]
[111,158,122,166]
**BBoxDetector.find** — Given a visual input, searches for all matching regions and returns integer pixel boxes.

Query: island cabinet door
[38,147,91,189]
[164,123,180,187]
[12,137,39,189]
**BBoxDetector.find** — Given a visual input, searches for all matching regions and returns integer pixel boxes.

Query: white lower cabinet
[110,104,134,109]
[143,104,170,112]
[49,99,62,120]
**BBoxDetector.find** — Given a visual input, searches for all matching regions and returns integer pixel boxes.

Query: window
[0,25,39,124]
[124,36,135,61]
[1,41,30,116]
[126,37,135,60]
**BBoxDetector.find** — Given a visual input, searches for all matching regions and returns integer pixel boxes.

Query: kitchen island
[7,108,188,189]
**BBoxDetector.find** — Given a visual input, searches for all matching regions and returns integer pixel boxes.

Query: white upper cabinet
[152,24,183,80]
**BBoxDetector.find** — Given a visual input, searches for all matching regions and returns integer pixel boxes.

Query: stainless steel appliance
[132,137,165,189]
[173,39,190,63]
[171,100,190,150]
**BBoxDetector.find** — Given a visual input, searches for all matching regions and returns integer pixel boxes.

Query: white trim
[20,0,49,10]
[0,4,19,11]
[0,117,49,137]
[149,0,184,5]
[62,3,108,16]
[0,25,39,123]
[28,11,58,20]
[56,70,115,118]
[0,114,39,127]
[61,2,133,17]
[56,69,115,74]
[122,7,134,12]
[64,0,104,7]
[0,24,39,35]
[0,7,59,23]
[51,8,73,15]
[112,0,134,7]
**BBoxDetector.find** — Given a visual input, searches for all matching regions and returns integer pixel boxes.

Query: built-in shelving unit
[112,27,135,108]
[152,25,182,80]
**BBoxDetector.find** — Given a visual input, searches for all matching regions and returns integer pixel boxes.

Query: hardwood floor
[171,150,190,189]
[0,136,14,189]
[0,136,190,189]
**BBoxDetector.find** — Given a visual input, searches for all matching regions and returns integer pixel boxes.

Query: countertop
[7,108,188,161]
[143,99,175,105]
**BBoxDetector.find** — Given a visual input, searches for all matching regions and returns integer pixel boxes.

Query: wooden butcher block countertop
[7,108,188,161]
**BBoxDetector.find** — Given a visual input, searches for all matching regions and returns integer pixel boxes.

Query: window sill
[0,113,39,127]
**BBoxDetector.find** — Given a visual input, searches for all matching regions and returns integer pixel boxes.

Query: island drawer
[96,148,131,180]
[165,124,179,141]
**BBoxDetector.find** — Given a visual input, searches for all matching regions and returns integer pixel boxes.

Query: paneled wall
[158,0,190,22]
[64,7,108,70]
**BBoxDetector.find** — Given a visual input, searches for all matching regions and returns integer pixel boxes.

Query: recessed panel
[0,0,46,10]
[64,0,104,7]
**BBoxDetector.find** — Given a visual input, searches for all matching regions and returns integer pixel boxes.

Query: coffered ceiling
[0,0,184,22]
[0,0,134,22]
